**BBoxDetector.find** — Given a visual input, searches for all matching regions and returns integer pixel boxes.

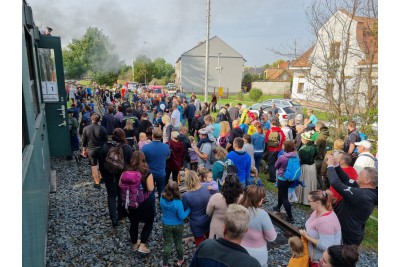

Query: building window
[330,42,341,60]
[282,74,287,81]
[297,83,304,93]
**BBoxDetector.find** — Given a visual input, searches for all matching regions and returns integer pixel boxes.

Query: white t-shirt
[171,109,181,128]
[69,87,76,99]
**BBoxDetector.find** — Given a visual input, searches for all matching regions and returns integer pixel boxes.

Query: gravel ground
[46,157,378,267]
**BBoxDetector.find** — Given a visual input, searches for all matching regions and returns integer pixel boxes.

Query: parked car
[263,99,303,114]
[248,103,296,124]
[151,85,167,98]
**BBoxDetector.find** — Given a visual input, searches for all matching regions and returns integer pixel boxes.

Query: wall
[252,81,291,95]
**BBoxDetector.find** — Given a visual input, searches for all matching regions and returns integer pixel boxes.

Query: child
[198,167,218,194]
[239,117,251,134]
[287,236,309,267]
[160,181,191,267]
[196,114,216,148]
[188,136,199,171]
[138,132,150,150]
[250,166,263,188]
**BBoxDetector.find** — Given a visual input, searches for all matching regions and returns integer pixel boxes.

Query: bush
[249,88,263,102]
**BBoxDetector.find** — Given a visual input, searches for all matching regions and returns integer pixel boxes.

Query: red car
[151,85,167,98]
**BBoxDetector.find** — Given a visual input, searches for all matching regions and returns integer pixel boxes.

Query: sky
[28,0,314,67]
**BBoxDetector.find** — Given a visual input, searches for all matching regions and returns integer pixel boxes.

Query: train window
[38,48,59,102]
[25,29,40,117]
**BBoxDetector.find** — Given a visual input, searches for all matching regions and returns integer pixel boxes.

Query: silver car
[263,99,303,114]
[248,103,296,124]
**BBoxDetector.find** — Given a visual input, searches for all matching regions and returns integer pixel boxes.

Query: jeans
[254,151,264,174]
[153,174,165,199]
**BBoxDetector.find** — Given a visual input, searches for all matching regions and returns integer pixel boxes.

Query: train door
[37,36,71,157]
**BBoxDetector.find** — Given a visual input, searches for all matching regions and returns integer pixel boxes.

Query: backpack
[119,171,147,209]
[351,131,362,154]
[283,155,302,181]
[359,132,367,141]
[218,135,228,148]
[358,154,378,171]
[216,159,237,186]
[209,141,217,164]
[267,131,281,148]
[104,144,125,174]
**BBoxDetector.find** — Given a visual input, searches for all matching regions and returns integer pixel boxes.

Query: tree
[63,27,124,84]
[295,0,378,136]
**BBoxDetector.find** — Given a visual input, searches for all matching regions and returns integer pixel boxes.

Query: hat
[301,130,315,141]
[171,131,179,139]
[355,140,371,150]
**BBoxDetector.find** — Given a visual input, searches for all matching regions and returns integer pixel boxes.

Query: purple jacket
[275,151,298,177]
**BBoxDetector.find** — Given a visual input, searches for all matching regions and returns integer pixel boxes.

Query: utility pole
[204,0,210,102]
[216,52,223,88]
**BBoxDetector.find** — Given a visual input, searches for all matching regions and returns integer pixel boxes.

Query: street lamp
[144,41,152,60]
[215,52,223,88]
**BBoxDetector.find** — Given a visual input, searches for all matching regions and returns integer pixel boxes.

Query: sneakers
[273,206,281,213]
[286,216,295,223]
[138,244,151,254]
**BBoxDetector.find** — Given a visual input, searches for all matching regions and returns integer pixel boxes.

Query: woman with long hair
[182,170,211,247]
[161,114,173,143]
[123,119,137,149]
[206,174,243,239]
[299,190,342,266]
[99,128,132,227]
[239,185,277,267]
[120,150,155,254]
[217,121,230,148]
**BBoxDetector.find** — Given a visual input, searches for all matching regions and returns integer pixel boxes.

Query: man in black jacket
[190,204,261,267]
[101,106,118,139]
[81,113,108,189]
[326,154,378,245]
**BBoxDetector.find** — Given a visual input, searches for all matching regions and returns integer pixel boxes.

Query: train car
[22,1,71,266]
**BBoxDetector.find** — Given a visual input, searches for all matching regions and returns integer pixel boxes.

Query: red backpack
[119,171,148,209]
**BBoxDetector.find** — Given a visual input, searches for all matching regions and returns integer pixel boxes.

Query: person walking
[141,128,171,199]
[98,128,132,227]
[264,117,286,183]
[81,113,108,188]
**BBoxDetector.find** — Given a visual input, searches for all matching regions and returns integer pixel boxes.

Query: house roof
[264,68,293,81]
[289,9,378,68]
[289,46,315,68]
[340,9,378,65]
[177,36,246,63]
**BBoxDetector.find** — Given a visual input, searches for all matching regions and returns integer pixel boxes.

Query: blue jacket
[226,151,251,183]
[160,197,190,225]
[142,141,170,178]
[186,104,196,119]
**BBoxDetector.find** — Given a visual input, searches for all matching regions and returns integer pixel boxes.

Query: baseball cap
[355,140,371,150]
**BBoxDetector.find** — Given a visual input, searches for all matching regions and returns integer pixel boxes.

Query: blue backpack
[283,156,302,181]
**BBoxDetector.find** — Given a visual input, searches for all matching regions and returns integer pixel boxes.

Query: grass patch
[361,207,378,251]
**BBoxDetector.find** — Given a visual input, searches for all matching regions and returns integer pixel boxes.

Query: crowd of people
[65,82,376,267]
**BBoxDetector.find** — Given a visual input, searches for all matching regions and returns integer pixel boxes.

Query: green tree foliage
[249,88,263,102]
[63,27,123,83]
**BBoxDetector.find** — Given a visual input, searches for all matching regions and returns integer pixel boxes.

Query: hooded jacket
[160,197,190,225]
[275,151,298,178]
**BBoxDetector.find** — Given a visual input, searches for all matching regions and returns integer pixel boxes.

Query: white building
[175,36,246,95]
[290,9,378,110]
